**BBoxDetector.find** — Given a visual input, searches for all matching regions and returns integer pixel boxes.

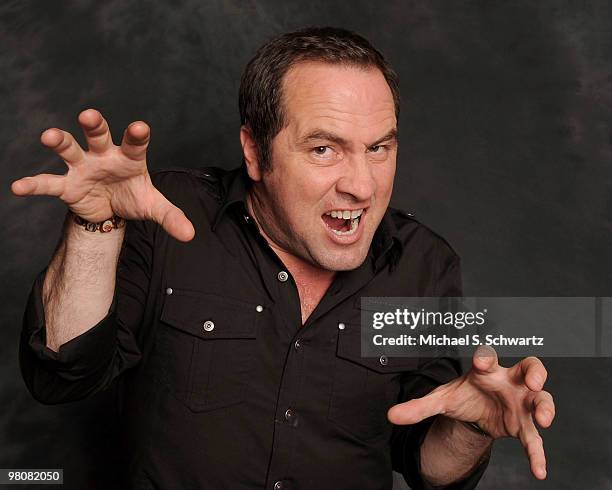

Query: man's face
[246,61,397,271]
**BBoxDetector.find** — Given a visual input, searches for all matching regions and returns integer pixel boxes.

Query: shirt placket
[237,202,391,490]
[239,209,303,489]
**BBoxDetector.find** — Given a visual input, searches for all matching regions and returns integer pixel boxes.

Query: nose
[335,155,376,203]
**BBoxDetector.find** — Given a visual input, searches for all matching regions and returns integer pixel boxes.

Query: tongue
[322,215,351,232]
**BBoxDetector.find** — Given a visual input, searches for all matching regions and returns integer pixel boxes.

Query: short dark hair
[238,26,400,172]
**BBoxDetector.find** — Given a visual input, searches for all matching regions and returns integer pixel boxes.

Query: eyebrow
[298,128,398,148]
[368,128,398,147]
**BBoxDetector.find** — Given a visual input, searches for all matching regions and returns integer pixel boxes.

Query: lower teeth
[331,217,359,236]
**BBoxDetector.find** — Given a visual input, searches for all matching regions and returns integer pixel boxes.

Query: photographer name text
[372,333,545,346]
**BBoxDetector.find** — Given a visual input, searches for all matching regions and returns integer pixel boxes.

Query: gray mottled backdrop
[2,1,611,489]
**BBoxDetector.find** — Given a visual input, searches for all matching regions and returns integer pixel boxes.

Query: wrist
[433,416,493,448]
[461,420,492,439]
[69,210,125,233]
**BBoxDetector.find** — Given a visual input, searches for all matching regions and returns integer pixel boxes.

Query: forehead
[280,61,397,135]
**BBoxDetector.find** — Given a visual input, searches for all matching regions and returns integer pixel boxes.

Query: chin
[312,248,370,272]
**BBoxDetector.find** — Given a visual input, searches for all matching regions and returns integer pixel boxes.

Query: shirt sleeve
[19,211,156,405]
[390,240,491,489]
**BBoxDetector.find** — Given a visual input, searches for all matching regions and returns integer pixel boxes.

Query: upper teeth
[326,209,364,219]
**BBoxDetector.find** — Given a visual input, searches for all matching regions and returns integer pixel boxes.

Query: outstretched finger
[472,345,500,374]
[513,357,547,392]
[78,108,113,153]
[387,389,446,425]
[149,189,195,242]
[120,121,150,161]
[11,173,66,197]
[40,128,85,167]
[532,390,555,428]
[518,418,547,480]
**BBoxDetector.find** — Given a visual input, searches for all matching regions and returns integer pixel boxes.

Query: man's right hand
[10,108,195,242]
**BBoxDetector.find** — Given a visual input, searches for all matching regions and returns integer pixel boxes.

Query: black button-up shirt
[19,164,490,490]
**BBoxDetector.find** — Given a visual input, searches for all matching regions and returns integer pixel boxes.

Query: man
[12,27,554,489]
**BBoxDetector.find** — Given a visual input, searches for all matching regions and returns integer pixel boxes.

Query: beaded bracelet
[71,211,125,233]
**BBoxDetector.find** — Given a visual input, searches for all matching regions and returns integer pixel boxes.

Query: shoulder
[149,165,226,202]
[387,206,461,263]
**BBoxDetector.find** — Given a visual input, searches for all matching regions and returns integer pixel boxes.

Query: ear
[240,125,263,182]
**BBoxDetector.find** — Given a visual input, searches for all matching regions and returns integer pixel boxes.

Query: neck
[245,191,336,281]
[245,191,336,325]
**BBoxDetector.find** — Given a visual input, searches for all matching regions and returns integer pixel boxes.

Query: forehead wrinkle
[291,98,396,127]
[292,113,397,144]
[292,92,395,119]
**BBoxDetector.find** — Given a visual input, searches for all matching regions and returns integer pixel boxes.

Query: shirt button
[294,339,302,350]
[165,287,173,295]
[203,320,215,332]
[273,481,285,490]
[256,305,264,313]
[379,354,388,366]
[338,322,346,330]
[277,270,289,282]
[284,408,296,422]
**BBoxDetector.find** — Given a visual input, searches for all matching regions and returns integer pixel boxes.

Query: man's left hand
[387,346,555,480]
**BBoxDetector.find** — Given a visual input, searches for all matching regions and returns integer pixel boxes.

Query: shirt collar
[211,164,403,270]
[211,164,251,232]
[372,206,404,271]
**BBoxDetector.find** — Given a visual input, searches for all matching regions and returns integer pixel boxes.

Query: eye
[369,145,385,153]
[313,146,330,155]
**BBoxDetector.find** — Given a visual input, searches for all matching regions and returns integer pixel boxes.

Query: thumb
[387,389,445,425]
[149,190,195,242]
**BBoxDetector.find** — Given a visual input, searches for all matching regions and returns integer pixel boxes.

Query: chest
[294,277,332,325]
[145,228,433,433]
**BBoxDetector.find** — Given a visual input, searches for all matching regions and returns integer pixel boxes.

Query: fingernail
[539,465,546,477]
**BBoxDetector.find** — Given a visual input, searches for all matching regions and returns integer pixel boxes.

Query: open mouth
[321,208,366,236]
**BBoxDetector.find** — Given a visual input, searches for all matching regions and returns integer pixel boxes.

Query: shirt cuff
[21,266,119,381]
